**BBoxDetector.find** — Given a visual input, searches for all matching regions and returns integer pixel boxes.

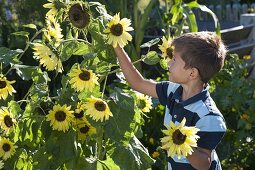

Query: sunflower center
[110,24,123,36]
[80,125,89,134]
[55,111,66,122]
[0,80,7,89]
[3,143,11,152]
[137,99,146,110]
[4,115,13,127]
[95,102,106,111]
[79,70,90,81]
[74,111,84,119]
[68,4,90,29]
[166,47,173,59]
[172,129,186,145]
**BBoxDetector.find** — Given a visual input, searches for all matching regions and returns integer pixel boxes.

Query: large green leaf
[61,41,79,61]
[97,157,120,170]
[58,130,77,162]
[105,88,136,143]
[14,64,39,80]
[110,136,154,170]
[184,7,198,32]
[0,47,23,65]
[8,100,23,117]
[66,156,97,170]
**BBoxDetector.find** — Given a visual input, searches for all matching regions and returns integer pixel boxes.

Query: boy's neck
[181,82,205,101]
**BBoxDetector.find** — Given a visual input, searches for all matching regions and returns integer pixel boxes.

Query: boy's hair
[171,31,227,83]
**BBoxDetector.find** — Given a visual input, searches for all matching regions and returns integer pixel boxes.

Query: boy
[114,32,227,170]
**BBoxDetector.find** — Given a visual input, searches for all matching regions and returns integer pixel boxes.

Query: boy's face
[167,51,192,84]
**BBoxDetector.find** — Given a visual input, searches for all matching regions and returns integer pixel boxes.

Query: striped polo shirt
[156,81,226,170]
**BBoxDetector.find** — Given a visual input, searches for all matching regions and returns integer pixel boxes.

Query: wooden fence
[194,3,255,22]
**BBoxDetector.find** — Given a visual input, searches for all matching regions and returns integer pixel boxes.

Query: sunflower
[46,104,74,132]
[68,2,91,31]
[135,92,153,113]
[161,118,200,159]
[0,138,17,160]
[68,67,98,92]
[43,0,64,17]
[104,13,134,48]
[33,43,63,73]
[0,107,16,135]
[75,118,96,141]
[84,96,113,122]
[0,75,16,100]
[0,160,3,169]
[45,15,63,46]
[159,36,174,59]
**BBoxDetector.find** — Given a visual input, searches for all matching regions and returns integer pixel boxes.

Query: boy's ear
[189,67,200,79]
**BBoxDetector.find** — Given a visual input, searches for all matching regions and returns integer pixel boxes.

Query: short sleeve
[156,81,169,105]
[156,81,180,106]
[196,115,226,150]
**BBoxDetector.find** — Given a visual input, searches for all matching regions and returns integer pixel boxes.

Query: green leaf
[97,157,120,170]
[14,64,39,80]
[58,130,77,162]
[66,156,97,170]
[31,70,49,84]
[73,42,90,56]
[140,38,160,48]
[110,136,154,170]
[41,120,52,140]
[170,4,183,25]
[105,88,136,142]
[61,41,79,61]
[94,61,111,74]
[8,100,23,117]
[22,24,37,30]
[61,41,91,61]
[142,51,160,65]
[0,47,23,64]
[184,7,198,32]
[78,85,101,101]
[12,31,30,37]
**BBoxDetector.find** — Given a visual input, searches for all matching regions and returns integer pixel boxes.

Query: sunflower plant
[0,0,162,169]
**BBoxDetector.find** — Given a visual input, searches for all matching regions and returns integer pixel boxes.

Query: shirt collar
[172,84,210,106]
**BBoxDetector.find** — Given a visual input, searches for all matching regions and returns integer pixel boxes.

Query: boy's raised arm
[114,46,158,98]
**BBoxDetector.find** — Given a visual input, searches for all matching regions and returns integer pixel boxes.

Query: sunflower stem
[96,125,104,160]
[101,75,108,99]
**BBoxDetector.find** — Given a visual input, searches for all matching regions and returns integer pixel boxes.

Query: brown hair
[171,32,227,83]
